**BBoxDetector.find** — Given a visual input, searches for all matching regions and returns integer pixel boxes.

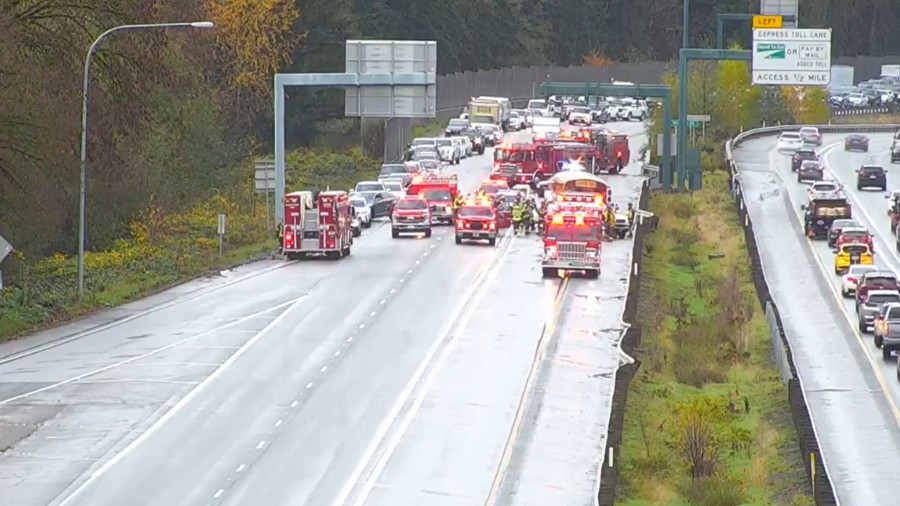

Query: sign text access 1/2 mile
[751,28,831,86]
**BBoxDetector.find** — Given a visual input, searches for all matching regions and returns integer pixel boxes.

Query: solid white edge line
[332,229,514,506]
[0,260,294,365]
[484,277,569,506]
[54,294,309,506]
[1,298,300,406]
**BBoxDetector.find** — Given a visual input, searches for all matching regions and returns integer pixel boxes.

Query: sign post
[217,214,226,258]
[686,114,712,139]
[752,29,832,86]
[254,159,276,231]
[0,233,11,290]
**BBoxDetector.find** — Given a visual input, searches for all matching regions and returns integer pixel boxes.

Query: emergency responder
[606,206,616,240]
[276,221,284,254]
[626,203,635,225]
[453,194,465,213]
[511,200,526,235]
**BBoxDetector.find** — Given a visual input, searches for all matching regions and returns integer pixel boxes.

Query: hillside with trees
[0,0,897,337]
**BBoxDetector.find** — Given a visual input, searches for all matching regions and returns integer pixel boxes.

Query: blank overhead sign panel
[761,0,798,27]
[752,29,832,86]
[344,40,437,118]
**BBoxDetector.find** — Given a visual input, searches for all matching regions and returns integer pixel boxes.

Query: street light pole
[77,21,214,300]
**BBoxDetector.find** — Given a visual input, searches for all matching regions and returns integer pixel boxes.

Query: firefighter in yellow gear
[606,207,616,240]
[453,195,465,212]
[511,202,526,235]
[276,222,284,253]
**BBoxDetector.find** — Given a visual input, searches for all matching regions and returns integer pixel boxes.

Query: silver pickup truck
[875,301,900,360]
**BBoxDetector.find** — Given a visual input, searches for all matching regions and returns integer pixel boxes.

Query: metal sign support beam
[537,82,673,191]
[273,71,435,222]
[677,49,751,190]
[716,13,798,49]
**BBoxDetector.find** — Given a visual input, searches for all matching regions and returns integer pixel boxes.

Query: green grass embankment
[616,171,814,506]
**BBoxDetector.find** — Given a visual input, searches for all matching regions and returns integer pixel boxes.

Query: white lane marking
[256,441,266,450]
[56,295,309,506]
[399,279,405,284]
[334,231,516,506]
[0,262,295,365]
[767,146,900,425]
[390,288,396,294]
[320,366,328,373]
[485,278,570,506]
[359,323,366,329]
[380,299,386,305]
[346,337,353,343]
[1,298,303,406]
[214,489,224,499]
[306,382,314,389]
[334,350,341,357]
[370,311,376,317]
[415,260,420,265]
[235,464,246,473]
[274,420,282,428]
[290,400,299,408]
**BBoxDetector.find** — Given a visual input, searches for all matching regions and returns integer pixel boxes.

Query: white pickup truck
[531,116,560,137]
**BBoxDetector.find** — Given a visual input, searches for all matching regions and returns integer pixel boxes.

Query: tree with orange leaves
[204,0,301,95]
[583,51,613,67]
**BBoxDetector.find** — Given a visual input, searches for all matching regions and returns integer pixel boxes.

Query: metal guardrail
[830,106,898,117]
[723,123,900,505]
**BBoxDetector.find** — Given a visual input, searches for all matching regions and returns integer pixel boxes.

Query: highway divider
[722,123,900,505]
[596,179,655,506]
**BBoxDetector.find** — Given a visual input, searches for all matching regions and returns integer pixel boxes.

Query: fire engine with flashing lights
[570,128,630,175]
[406,174,459,225]
[282,190,354,260]
[541,210,602,279]
[391,194,433,238]
[455,196,499,246]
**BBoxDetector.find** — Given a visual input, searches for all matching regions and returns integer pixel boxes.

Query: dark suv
[857,165,887,191]
[791,148,818,171]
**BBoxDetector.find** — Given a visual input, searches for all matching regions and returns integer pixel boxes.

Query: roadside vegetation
[617,56,820,505]
[832,113,900,125]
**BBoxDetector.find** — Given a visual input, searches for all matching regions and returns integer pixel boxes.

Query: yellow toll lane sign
[753,15,783,28]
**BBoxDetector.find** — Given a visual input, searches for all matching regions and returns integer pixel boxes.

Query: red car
[835,227,874,253]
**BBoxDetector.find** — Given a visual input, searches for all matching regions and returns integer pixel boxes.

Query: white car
[807,181,844,200]
[350,196,372,228]
[508,112,523,131]
[434,138,460,164]
[526,99,548,117]
[842,265,879,297]
[383,179,406,198]
[627,100,649,121]
[777,132,804,152]
[887,191,900,214]
[846,92,868,107]
[799,126,822,146]
[453,136,472,157]
[568,107,592,125]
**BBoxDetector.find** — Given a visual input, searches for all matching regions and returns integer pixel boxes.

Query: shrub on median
[0,149,380,340]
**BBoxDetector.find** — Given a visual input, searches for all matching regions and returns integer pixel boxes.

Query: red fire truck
[406,174,459,225]
[492,141,607,186]
[542,209,603,279]
[282,190,353,260]
[455,196,499,246]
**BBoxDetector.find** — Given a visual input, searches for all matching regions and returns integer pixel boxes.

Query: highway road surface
[0,121,646,506]
[734,132,900,505]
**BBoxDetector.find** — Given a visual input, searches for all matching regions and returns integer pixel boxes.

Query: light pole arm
[77,21,213,300]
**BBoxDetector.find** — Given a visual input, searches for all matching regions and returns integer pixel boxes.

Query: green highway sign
[756,43,786,59]
[670,119,700,128]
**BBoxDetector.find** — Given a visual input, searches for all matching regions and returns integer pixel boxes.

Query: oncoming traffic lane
[733,134,900,505]
[771,134,900,410]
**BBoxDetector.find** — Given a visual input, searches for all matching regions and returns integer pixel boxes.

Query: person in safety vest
[453,194,465,213]
[276,221,284,253]
[511,201,526,235]
[606,207,616,240]
[626,203,635,225]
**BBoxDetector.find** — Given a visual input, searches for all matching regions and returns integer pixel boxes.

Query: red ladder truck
[282,190,353,260]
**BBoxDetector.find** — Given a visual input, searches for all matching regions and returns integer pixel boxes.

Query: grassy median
[616,171,814,506]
